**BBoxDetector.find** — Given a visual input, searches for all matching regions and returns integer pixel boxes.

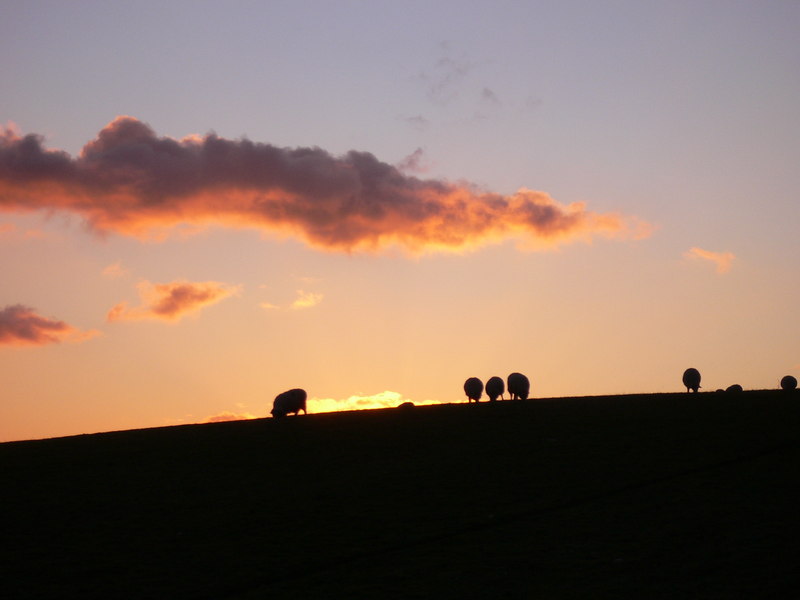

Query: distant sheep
[271,388,307,418]
[725,384,743,393]
[781,375,797,391]
[485,376,505,402]
[463,377,484,403]
[507,372,530,401]
[682,368,701,393]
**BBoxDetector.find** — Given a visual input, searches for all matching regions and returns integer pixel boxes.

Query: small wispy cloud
[108,280,239,322]
[102,261,129,279]
[400,114,430,131]
[261,288,324,311]
[0,304,101,346]
[290,290,323,310]
[395,148,432,174]
[684,247,735,274]
[201,411,258,423]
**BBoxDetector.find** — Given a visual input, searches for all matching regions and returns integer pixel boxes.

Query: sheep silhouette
[485,376,505,402]
[463,377,484,403]
[507,372,530,401]
[682,368,701,393]
[781,375,797,391]
[725,384,743,393]
[271,388,307,418]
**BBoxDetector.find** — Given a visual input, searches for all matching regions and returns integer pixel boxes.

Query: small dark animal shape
[464,377,484,403]
[725,384,743,393]
[781,375,797,391]
[397,401,415,410]
[682,368,701,393]
[271,388,307,418]
[507,372,530,401]
[485,376,505,402]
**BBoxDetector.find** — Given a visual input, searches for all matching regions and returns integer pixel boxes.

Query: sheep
[507,372,530,401]
[271,388,307,418]
[485,376,505,402]
[781,375,797,391]
[725,384,743,393]
[463,377,484,403]
[682,368,701,393]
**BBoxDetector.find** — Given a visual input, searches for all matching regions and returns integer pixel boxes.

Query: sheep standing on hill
[507,372,530,401]
[682,368,701,393]
[463,377,484,403]
[271,388,307,418]
[781,375,797,391]
[485,376,505,402]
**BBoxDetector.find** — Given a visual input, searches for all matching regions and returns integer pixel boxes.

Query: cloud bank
[684,247,735,274]
[0,304,99,346]
[0,117,651,253]
[108,280,239,322]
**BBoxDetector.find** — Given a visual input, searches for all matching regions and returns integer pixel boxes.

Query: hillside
[3,391,800,598]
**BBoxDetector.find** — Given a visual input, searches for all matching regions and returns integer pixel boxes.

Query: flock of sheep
[463,372,530,403]
[269,370,798,418]
[682,368,798,394]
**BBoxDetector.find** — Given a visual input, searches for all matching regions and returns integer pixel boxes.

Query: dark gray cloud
[1,117,650,253]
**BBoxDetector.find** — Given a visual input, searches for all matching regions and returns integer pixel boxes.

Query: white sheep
[485,376,505,402]
[507,372,530,401]
[463,377,484,403]
[682,368,701,393]
[271,388,307,418]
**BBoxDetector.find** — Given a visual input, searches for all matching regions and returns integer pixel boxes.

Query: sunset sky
[2,1,798,441]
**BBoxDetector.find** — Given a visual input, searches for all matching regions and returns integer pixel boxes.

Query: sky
[1,0,798,441]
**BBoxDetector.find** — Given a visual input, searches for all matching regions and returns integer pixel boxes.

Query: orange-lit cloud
[0,304,100,346]
[107,280,239,322]
[0,117,651,253]
[260,288,324,311]
[202,411,258,423]
[290,290,323,310]
[308,390,439,413]
[102,261,129,279]
[684,247,735,274]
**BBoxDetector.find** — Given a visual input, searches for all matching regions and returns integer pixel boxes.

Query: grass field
[3,390,800,598]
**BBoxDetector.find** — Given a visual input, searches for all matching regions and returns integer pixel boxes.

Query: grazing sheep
[682,368,701,393]
[463,377,484,403]
[507,372,530,401]
[781,375,797,391]
[397,401,415,410]
[485,376,505,402]
[271,388,307,418]
[725,384,743,393]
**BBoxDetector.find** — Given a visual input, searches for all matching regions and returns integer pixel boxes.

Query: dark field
[3,391,800,599]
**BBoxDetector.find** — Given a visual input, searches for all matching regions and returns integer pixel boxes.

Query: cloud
[102,261,129,279]
[201,411,258,423]
[684,247,735,274]
[290,290,323,310]
[261,288,324,311]
[108,280,239,322]
[308,390,439,413]
[395,148,432,174]
[0,304,100,346]
[400,114,430,131]
[480,87,501,107]
[0,116,652,253]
